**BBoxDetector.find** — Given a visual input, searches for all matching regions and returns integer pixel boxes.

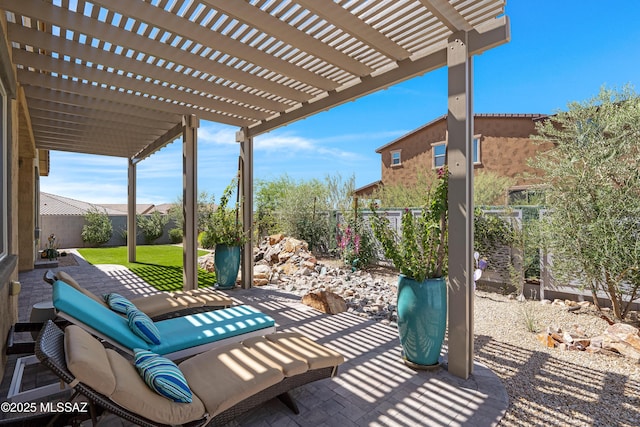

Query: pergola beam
[92,0,337,91]
[13,49,271,122]
[247,17,509,137]
[419,0,473,32]
[1,0,310,103]
[8,23,289,114]
[200,0,373,76]
[18,70,251,127]
[296,0,411,61]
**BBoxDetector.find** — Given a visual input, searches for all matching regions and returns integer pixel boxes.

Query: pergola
[1,0,509,379]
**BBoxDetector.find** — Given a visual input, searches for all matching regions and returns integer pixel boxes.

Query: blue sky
[41,1,640,205]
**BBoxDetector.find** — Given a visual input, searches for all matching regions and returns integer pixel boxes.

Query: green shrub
[168,228,183,244]
[81,207,113,246]
[137,212,169,244]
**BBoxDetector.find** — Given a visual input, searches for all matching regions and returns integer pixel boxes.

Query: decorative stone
[301,290,347,315]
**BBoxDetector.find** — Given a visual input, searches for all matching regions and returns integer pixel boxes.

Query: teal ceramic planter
[397,275,447,367]
[214,244,241,289]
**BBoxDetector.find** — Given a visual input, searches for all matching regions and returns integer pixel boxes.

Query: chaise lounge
[52,279,276,360]
[46,270,233,320]
[36,320,344,427]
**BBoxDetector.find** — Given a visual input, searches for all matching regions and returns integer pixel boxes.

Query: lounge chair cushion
[57,271,109,308]
[179,343,285,417]
[127,308,162,345]
[241,336,308,377]
[64,325,116,396]
[53,281,276,356]
[104,293,137,314]
[107,349,206,425]
[264,332,345,371]
[133,350,192,403]
[132,293,189,316]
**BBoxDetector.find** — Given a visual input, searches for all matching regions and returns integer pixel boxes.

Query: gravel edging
[472,291,640,427]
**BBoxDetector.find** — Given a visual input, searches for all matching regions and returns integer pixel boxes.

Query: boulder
[302,290,347,315]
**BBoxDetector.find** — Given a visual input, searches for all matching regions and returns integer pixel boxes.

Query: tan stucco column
[447,30,475,379]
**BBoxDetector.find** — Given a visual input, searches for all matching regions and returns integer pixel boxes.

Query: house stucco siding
[377,115,551,192]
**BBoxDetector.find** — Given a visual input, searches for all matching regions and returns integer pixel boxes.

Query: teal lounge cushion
[133,349,192,403]
[53,281,151,350]
[104,293,136,314]
[127,308,162,345]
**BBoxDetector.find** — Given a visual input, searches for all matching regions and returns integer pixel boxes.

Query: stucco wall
[39,215,176,249]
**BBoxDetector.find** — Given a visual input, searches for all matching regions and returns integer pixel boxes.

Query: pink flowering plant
[370,167,449,282]
[336,216,375,270]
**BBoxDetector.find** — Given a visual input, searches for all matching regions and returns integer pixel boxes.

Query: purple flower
[478,259,488,270]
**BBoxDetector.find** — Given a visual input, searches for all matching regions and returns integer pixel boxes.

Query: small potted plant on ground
[201,176,247,289]
[370,167,448,368]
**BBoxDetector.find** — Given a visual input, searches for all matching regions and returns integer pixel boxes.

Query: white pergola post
[446,30,475,379]
[182,115,199,291]
[238,128,254,289]
[127,158,136,263]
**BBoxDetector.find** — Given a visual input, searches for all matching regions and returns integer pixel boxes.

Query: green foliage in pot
[201,177,248,248]
[370,167,449,282]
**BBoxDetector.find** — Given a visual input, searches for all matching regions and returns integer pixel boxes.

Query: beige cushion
[57,271,109,308]
[106,349,206,425]
[265,332,345,371]
[242,336,308,377]
[132,294,189,318]
[181,288,233,307]
[64,325,116,396]
[179,343,284,416]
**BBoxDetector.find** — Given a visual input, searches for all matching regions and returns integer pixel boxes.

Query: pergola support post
[127,159,136,263]
[238,128,254,289]
[182,115,199,291]
[446,30,475,379]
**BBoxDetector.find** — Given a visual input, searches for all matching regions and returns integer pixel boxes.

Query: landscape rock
[302,290,347,314]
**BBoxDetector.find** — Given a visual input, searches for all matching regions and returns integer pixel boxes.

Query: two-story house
[356,113,553,203]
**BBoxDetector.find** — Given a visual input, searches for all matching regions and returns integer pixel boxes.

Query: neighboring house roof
[41,193,174,216]
[375,113,547,153]
[40,193,125,215]
[354,181,383,196]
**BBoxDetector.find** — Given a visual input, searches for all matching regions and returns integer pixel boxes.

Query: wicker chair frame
[35,321,337,427]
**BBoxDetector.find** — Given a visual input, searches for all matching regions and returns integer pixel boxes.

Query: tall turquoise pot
[214,244,241,289]
[397,275,447,367]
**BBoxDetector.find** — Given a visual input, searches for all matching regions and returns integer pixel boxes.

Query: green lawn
[77,245,216,291]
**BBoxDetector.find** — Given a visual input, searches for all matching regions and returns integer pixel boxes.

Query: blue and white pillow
[127,308,161,345]
[104,293,136,314]
[133,349,192,403]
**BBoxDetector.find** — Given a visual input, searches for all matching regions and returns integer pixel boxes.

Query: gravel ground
[471,290,640,427]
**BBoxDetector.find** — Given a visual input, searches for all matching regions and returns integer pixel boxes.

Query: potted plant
[370,167,448,368]
[201,177,247,289]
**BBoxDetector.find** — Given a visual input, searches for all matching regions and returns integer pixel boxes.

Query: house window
[433,143,446,168]
[433,137,481,168]
[391,150,401,166]
[473,137,481,165]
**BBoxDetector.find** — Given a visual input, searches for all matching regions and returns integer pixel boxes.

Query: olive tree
[81,206,113,246]
[531,86,640,320]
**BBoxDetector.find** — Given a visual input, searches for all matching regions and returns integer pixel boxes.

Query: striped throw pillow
[127,308,161,345]
[133,349,192,403]
[104,293,136,314]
